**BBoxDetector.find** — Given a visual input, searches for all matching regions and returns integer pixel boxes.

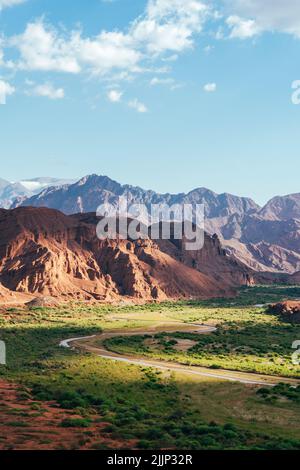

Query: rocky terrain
[0,207,254,303]
[13,175,300,274]
[14,174,260,219]
[268,301,300,323]
[0,281,33,304]
[0,380,130,450]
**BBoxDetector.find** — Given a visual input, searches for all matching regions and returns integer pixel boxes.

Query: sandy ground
[173,338,198,352]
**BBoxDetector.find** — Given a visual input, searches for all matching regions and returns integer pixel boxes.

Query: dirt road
[60,322,300,387]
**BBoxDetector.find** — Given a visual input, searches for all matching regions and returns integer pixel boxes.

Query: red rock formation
[156,230,254,289]
[0,207,254,302]
[0,282,32,304]
[14,174,300,274]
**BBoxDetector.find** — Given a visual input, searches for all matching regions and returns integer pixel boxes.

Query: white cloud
[8,0,299,107]
[226,15,260,39]
[2,0,212,89]
[128,98,148,113]
[224,0,300,38]
[30,83,65,100]
[11,21,141,76]
[0,80,15,104]
[150,76,182,90]
[107,89,122,102]
[11,21,81,73]
[74,31,141,76]
[0,0,26,10]
[203,82,216,92]
[7,1,209,81]
[2,0,300,96]
[131,0,209,53]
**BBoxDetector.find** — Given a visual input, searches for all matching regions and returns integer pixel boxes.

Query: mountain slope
[0,177,76,209]
[0,207,252,302]
[0,178,9,192]
[14,174,300,274]
[215,213,300,273]
[0,183,32,209]
[259,193,300,221]
[17,174,260,218]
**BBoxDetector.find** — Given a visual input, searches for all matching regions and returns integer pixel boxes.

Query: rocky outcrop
[268,301,300,323]
[155,228,254,288]
[26,296,61,308]
[0,282,33,304]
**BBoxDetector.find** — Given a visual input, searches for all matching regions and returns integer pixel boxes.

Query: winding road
[60,321,300,387]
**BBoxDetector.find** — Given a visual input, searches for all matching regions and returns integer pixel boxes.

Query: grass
[106,320,300,377]
[105,287,300,378]
[0,286,300,449]
[60,418,92,428]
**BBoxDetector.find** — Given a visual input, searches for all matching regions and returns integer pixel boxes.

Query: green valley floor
[0,286,300,450]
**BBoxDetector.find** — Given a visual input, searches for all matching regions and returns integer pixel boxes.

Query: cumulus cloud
[0,0,211,107]
[74,31,141,76]
[224,0,300,38]
[4,0,299,108]
[128,98,148,113]
[131,0,209,53]
[0,80,15,104]
[107,89,123,102]
[226,15,260,39]
[11,21,81,73]
[8,0,209,78]
[203,82,216,92]
[30,82,65,100]
[10,20,140,76]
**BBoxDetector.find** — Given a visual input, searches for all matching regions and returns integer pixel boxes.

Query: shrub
[60,418,91,428]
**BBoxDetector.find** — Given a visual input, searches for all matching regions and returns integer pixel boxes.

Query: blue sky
[0,0,300,205]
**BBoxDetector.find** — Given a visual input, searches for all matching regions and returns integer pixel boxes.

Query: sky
[0,0,300,205]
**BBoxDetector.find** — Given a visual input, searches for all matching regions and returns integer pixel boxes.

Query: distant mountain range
[0,177,76,209]
[4,174,300,274]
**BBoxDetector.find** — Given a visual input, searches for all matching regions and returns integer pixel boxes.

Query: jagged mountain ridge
[0,177,76,209]
[13,174,300,274]
[259,193,300,221]
[14,174,260,219]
